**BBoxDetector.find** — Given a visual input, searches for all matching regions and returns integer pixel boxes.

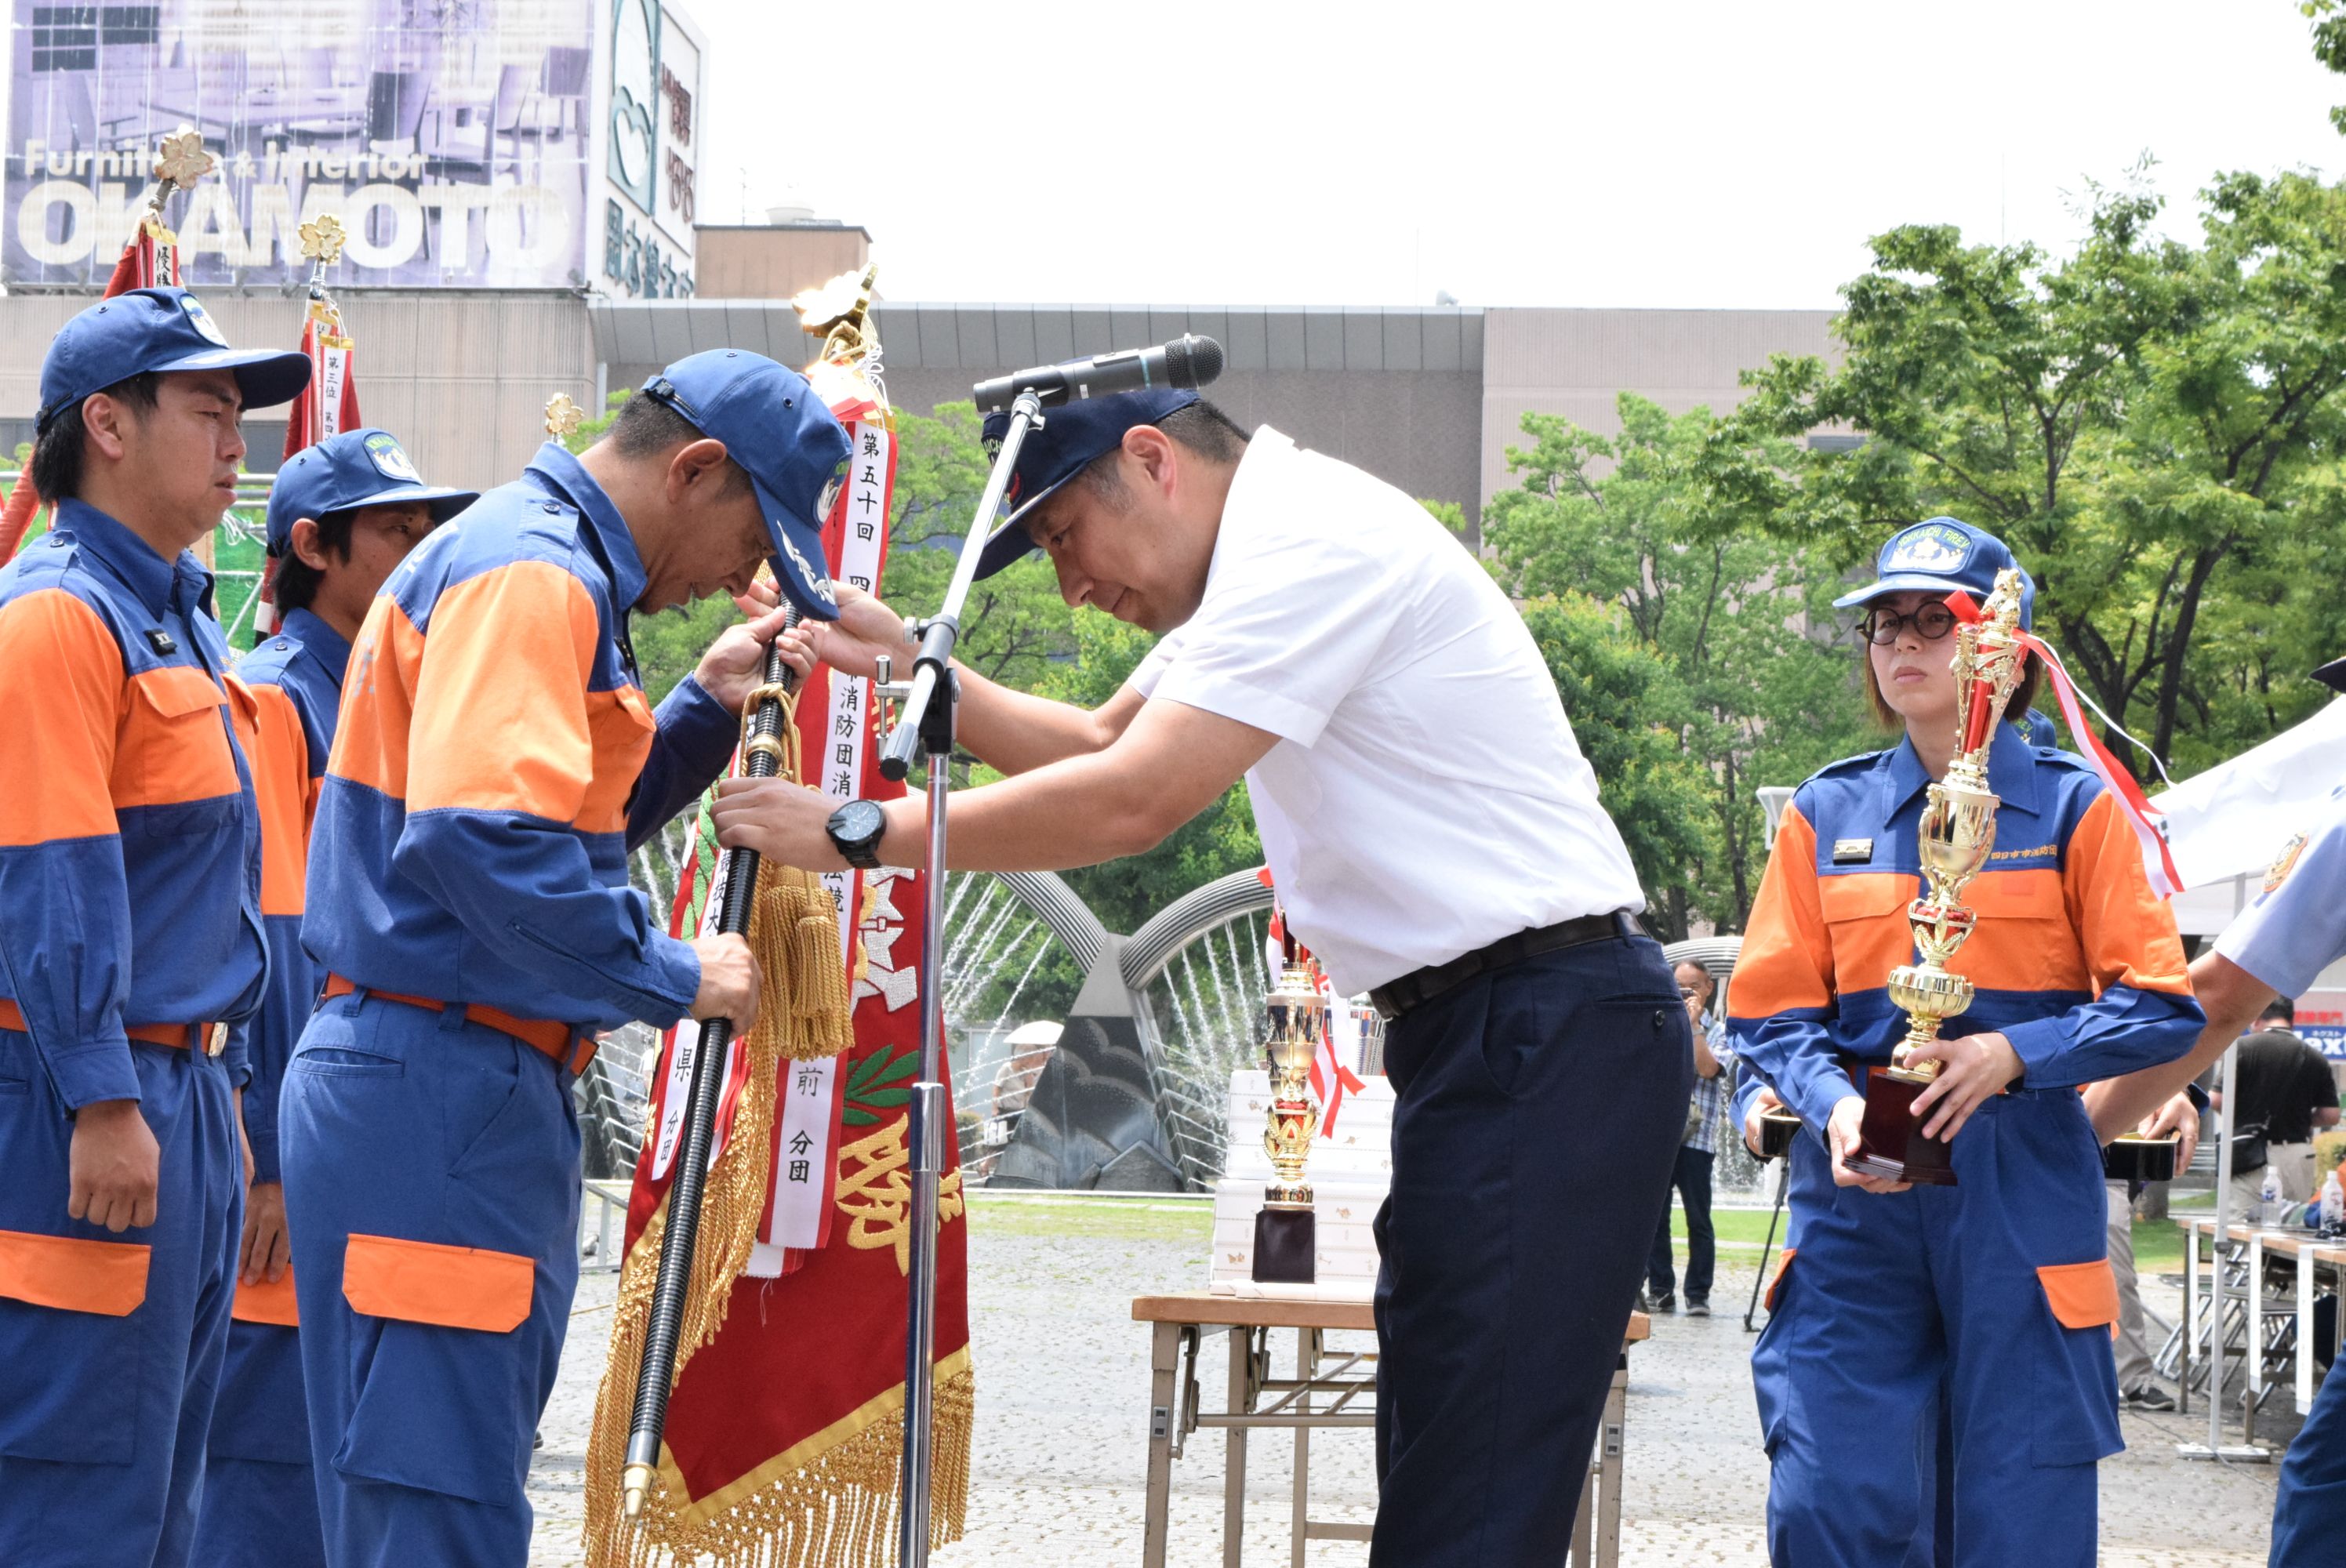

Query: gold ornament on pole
[1845,568,2031,1187]
[543,392,585,441]
[1252,960,1325,1283]
[141,125,216,248]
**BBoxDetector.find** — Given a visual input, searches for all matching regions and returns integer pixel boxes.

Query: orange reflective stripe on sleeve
[1730,806,1835,1016]
[1766,1247,1796,1312]
[342,1232,532,1333]
[2061,789,2192,998]
[238,678,312,917]
[0,589,122,847]
[2037,1258,2121,1337]
[230,1270,300,1327]
[0,1229,151,1316]
[404,561,597,826]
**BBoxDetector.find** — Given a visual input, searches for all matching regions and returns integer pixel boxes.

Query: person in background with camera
[2210,997,2339,1214]
[1643,960,1733,1316]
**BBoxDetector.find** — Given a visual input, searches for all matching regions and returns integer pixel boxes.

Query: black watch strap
[826,800,887,871]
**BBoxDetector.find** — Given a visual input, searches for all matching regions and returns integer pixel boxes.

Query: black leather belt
[1368,910,1648,1022]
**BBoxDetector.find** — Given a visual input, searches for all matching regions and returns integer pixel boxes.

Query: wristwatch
[826,799,888,871]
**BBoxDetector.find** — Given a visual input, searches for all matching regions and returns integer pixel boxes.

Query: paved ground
[530,1197,2290,1566]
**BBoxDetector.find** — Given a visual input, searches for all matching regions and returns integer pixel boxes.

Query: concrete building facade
[0,219,1839,523]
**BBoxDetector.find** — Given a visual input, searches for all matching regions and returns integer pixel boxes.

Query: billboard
[594,0,695,299]
[4,0,594,288]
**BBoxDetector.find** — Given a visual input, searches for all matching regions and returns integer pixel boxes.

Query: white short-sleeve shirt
[1129,428,1643,993]
[2216,785,2346,997]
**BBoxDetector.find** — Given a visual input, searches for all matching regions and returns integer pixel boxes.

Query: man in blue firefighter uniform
[279,350,847,1566]
[0,289,309,1566]
[191,429,476,1568]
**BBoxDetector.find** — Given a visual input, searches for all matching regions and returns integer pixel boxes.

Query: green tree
[1722,172,2346,779]
[1484,396,1874,933]
[1038,609,1263,938]
[1516,595,1720,933]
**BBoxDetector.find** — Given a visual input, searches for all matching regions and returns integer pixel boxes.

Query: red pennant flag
[256,304,361,635]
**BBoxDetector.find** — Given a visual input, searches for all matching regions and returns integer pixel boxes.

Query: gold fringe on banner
[583,686,866,1564]
[590,1356,973,1568]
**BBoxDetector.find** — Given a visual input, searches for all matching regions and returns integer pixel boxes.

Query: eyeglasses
[1858,603,1958,645]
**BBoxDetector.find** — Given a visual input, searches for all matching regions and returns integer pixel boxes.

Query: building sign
[4,0,593,289]
[595,0,694,299]
[2296,990,2346,1062]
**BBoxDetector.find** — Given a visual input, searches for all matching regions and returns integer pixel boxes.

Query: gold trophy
[1845,568,2031,1188]
[1251,958,1326,1283]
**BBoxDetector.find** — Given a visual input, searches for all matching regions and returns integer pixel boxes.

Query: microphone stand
[877,387,1047,1568]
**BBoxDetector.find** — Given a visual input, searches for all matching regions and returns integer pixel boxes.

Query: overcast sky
[687,1,2344,310]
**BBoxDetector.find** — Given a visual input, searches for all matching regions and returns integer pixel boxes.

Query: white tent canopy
[2154,696,2346,938]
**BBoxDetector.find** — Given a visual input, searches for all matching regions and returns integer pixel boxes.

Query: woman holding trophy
[1726,518,2202,1566]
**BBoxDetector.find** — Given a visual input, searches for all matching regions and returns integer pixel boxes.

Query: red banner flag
[256,299,360,634]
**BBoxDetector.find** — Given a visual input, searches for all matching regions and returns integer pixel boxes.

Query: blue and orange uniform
[194,430,474,1568]
[0,289,307,1568]
[1727,522,2202,1567]
[280,350,847,1564]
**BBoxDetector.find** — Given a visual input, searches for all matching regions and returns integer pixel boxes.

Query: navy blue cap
[973,387,1200,579]
[1832,517,2036,630]
[38,287,311,433]
[641,350,852,620]
[266,428,478,554]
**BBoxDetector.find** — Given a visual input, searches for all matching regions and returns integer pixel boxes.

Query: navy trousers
[280,991,581,1568]
[1646,1144,1716,1303]
[2272,1356,2346,1566]
[1370,932,1690,1566]
[0,1036,242,1568]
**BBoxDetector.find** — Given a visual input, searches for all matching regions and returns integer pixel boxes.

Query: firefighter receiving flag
[586,270,974,1568]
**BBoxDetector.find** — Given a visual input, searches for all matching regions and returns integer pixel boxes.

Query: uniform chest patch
[1832,838,1873,864]
[2266,832,2308,895]
[145,628,177,655]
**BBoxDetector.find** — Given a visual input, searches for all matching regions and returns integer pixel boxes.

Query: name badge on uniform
[1832,838,1873,864]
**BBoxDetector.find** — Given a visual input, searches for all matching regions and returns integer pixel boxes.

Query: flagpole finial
[154,126,214,193]
[545,392,585,440]
[298,215,347,267]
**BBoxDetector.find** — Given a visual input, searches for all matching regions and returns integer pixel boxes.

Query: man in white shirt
[713,388,1692,1564]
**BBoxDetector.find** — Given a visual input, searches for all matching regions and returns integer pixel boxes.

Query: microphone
[972,334,1224,412]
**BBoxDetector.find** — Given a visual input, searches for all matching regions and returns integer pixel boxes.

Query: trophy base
[1252,1206,1316,1284]
[1844,1072,1959,1187]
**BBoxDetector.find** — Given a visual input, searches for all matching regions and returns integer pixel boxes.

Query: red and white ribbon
[2019,632,2184,898]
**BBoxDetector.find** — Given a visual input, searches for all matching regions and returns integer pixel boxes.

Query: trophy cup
[1252,960,1326,1284]
[1845,568,2031,1188]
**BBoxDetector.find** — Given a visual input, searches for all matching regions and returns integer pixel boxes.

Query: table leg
[2301,1250,2317,1416]
[1596,1359,1626,1568]
[1143,1321,1179,1568]
[1223,1327,1251,1568]
[1290,1328,1312,1568]
[2181,1220,2198,1416]
[2249,1233,2265,1434]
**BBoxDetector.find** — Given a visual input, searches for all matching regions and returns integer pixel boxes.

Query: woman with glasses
[1723,517,2201,1567]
